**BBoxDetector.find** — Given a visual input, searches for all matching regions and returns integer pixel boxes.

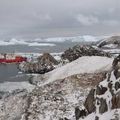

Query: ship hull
[0,56,27,63]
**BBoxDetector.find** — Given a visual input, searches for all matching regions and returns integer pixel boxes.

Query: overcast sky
[0,0,120,38]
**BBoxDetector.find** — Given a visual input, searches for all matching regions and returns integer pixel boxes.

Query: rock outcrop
[37,53,59,65]
[61,45,111,62]
[19,53,59,74]
[83,55,120,119]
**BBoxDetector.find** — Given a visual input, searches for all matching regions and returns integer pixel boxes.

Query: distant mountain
[61,45,111,62]
[98,36,120,48]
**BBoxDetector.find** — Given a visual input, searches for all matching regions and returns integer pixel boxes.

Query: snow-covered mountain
[97,36,120,55]
[0,35,105,46]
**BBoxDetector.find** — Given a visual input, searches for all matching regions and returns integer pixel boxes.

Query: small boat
[0,53,27,63]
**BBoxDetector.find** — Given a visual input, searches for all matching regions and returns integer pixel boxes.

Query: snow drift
[35,56,113,86]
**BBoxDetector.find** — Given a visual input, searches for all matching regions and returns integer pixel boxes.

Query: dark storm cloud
[0,0,120,37]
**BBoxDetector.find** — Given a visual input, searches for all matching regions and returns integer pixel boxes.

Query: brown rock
[96,86,107,95]
[99,98,108,114]
[37,53,59,65]
[84,89,96,114]
[112,92,120,109]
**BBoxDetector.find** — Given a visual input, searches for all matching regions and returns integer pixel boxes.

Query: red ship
[0,54,27,63]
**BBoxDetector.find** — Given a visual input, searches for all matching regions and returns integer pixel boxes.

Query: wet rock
[61,45,111,62]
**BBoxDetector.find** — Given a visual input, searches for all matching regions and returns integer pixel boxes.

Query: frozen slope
[36,56,113,86]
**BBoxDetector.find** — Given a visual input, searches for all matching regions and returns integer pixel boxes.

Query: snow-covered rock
[98,36,120,48]
[61,45,111,62]
[34,56,113,86]
[19,53,59,74]
[77,55,120,120]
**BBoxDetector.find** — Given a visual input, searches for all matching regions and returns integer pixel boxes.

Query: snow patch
[37,56,113,86]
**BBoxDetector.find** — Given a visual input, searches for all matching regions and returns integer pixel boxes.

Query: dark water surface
[0,64,18,81]
[0,64,30,83]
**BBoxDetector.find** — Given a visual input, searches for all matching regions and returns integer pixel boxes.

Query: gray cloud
[0,0,120,38]
[102,20,119,26]
[76,14,99,26]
